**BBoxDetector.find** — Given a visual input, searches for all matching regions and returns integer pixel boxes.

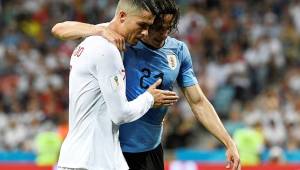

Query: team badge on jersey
[167,54,177,70]
[110,69,126,91]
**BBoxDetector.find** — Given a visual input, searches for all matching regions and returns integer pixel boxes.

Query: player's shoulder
[165,36,186,49]
[82,36,111,47]
[82,36,119,55]
[164,37,189,58]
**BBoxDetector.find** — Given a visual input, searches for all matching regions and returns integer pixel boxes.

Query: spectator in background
[268,146,285,165]
[164,99,197,149]
[280,17,300,63]
[234,121,264,166]
[261,89,286,148]
[224,102,246,136]
[289,0,300,35]
[285,100,300,150]
[0,102,6,150]
[35,131,62,166]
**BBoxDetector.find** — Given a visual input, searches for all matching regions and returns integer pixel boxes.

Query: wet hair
[116,0,160,16]
[151,0,180,32]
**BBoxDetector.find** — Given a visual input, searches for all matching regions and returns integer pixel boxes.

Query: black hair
[119,0,180,32]
[151,0,180,32]
[130,0,160,15]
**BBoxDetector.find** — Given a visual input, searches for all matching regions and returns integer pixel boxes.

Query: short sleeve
[177,42,198,87]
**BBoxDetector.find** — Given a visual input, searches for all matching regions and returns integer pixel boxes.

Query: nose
[141,29,149,37]
[161,30,169,39]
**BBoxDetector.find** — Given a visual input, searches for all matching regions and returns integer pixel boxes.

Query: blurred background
[0,0,300,169]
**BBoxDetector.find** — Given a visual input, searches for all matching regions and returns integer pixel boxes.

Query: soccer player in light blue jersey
[52,1,240,169]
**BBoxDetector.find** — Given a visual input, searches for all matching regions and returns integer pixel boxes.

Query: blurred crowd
[0,0,300,164]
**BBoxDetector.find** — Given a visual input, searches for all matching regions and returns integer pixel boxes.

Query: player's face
[142,14,174,48]
[123,10,155,45]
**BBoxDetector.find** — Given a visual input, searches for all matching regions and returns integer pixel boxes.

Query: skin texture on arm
[52,21,126,50]
[181,84,241,170]
[52,21,100,40]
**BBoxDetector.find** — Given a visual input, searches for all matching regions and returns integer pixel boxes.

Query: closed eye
[137,22,150,30]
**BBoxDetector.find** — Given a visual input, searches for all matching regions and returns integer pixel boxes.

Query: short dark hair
[136,0,159,15]
[123,0,160,15]
[152,0,180,32]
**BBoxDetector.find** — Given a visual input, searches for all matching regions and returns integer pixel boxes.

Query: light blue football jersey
[120,36,198,153]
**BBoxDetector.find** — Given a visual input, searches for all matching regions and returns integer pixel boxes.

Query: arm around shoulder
[51,21,99,40]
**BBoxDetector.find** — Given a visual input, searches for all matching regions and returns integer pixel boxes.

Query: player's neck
[141,40,165,50]
[107,20,123,37]
[140,41,158,50]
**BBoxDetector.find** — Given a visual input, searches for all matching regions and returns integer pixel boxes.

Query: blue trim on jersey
[120,37,198,152]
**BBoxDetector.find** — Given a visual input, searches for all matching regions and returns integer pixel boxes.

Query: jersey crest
[110,69,126,91]
[167,54,177,70]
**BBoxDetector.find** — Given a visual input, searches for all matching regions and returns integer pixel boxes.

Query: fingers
[153,90,179,107]
[121,37,126,51]
[102,29,125,51]
[162,95,179,100]
[160,96,179,104]
[112,35,123,51]
[226,153,240,170]
[150,79,162,89]
[156,89,177,96]
[237,162,241,170]
[232,157,240,170]
[148,83,179,107]
[116,36,125,51]
[114,35,125,51]
[225,161,230,169]
[161,99,178,104]
[155,90,179,101]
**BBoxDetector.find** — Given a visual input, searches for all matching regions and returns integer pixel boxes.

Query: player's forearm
[111,91,154,124]
[94,50,153,125]
[99,76,154,125]
[192,99,234,147]
[51,21,99,40]
[183,85,234,148]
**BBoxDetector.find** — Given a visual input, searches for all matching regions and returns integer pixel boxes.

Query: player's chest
[124,50,180,90]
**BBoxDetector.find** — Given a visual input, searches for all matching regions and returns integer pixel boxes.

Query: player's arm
[89,37,178,125]
[177,42,240,170]
[52,21,125,51]
[52,21,99,40]
[181,85,240,170]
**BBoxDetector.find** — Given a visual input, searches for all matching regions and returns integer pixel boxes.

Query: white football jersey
[57,36,154,170]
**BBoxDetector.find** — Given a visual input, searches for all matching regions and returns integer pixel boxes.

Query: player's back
[58,36,128,170]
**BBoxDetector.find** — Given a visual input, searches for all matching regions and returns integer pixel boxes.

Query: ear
[119,11,127,23]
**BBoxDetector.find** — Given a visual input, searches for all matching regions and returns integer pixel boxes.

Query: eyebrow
[162,24,172,28]
[138,21,152,27]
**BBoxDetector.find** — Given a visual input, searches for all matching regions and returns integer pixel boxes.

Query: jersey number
[73,46,84,57]
[140,68,164,89]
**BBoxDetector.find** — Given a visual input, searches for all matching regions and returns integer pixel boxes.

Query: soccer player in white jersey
[55,0,179,170]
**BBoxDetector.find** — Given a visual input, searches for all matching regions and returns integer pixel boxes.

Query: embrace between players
[52,0,241,170]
